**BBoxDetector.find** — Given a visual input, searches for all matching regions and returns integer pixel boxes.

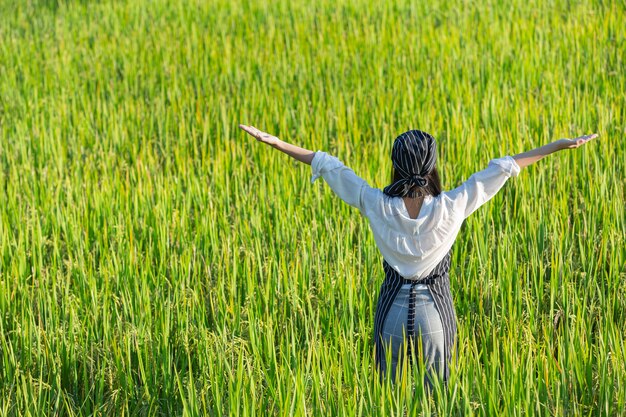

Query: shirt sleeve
[310,151,371,211]
[441,156,521,219]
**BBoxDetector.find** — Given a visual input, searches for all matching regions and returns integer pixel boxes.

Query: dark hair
[391,166,442,198]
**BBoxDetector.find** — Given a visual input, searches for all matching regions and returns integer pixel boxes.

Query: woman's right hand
[238,123,316,165]
[556,133,599,150]
[239,124,280,147]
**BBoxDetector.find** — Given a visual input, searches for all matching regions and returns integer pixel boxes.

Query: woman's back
[310,151,521,279]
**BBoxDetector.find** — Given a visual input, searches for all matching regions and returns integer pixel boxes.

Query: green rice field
[0,0,625,415]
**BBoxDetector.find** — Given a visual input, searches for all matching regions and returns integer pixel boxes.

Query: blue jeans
[378,283,445,386]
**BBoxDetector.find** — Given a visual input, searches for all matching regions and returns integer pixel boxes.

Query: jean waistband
[400,275,444,286]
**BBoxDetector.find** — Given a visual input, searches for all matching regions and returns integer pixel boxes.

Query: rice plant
[0,0,624,415]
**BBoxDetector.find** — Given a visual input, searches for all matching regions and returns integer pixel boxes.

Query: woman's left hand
[555,133,599,149]
[239,124,280,146]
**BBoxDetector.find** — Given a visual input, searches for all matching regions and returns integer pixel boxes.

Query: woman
[238,124,598,386]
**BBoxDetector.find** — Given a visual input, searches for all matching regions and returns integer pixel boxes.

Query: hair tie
[409,174,427,188]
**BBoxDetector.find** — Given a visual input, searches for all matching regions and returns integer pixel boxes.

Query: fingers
[239,124,253,135]
[239,124,261,138]
[580,133,599,145]
[570,133,599,148]
[239,124,272,142]
[251,126,264,137]
[579,133,598,141]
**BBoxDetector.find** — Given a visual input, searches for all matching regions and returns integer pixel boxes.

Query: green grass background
[0,0,624,415]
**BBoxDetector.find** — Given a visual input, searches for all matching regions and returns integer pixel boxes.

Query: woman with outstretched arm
[238,124,598,386]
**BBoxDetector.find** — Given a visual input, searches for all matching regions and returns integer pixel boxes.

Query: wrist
[551,139,568,151]
[270,137,283,148]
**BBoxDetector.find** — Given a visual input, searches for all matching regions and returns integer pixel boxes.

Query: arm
[239,124,372,210]
[239,124,316,165]
[443,156,521,219]
[512,134,598,169]
[444,133,599,218]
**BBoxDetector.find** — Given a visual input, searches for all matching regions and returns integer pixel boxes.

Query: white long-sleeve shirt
[311,151,521,279]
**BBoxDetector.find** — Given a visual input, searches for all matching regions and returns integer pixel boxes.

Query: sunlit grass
[0,0,624,415]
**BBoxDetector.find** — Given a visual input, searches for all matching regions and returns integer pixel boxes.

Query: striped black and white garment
[373,251,456,385]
